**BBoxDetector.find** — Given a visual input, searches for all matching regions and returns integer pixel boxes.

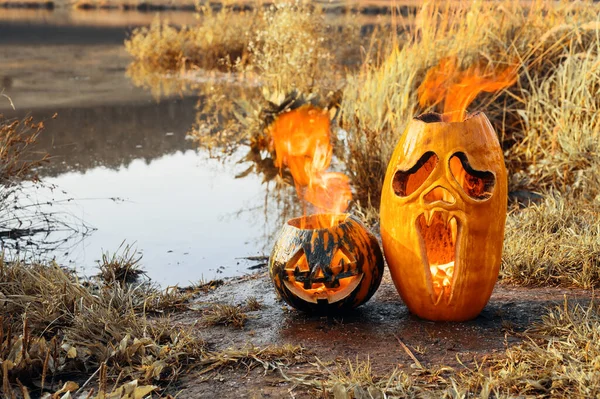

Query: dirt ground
[167,269,592,398]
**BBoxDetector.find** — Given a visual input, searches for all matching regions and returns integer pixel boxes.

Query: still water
[40,148,287,286]
[0,19,295,285]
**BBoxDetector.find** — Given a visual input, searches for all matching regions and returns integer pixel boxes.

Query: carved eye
[449,152,495,200]
[285,249,310,273]
[329,247,355,275]
[393,152,439,197]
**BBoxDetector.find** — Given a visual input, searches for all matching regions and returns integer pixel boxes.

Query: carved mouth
[416,211,460,304]
[283,274,363,304]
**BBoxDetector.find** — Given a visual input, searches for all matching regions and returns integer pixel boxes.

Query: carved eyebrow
[449,152,495,200]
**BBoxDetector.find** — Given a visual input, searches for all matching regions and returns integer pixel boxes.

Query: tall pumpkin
[380,112,507,321]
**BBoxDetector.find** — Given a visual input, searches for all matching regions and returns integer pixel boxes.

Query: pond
[0,16,298,285]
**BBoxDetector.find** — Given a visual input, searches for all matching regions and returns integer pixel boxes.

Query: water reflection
[42,149,296,285]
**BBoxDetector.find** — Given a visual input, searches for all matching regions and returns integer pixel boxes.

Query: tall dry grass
[126,3,367,155]
[124,2,355,84]
[125,7,255,73]
[502,195,600,288]
[0,116,48,186]
[341,0,600,203]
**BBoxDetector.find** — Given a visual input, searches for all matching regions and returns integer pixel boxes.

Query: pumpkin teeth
[424,210,435,227]
[450,217,457,243]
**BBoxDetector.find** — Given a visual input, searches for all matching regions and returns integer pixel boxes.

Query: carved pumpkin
[380,112,507,321]
[269,213,384,311]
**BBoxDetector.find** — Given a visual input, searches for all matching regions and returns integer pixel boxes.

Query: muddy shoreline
[168,270,593,397]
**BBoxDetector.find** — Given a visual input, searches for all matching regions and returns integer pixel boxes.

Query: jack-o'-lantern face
[380,112,507,321]
[270,214,384,312]
[283,246,363,305]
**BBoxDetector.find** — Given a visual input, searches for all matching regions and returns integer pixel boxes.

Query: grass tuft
[245,297,263,311]
[0,254,203,394]
[502,194,600,288]
[97,243,144,286]
[203,304,248,329]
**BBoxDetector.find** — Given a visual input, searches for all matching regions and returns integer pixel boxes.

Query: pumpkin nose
[312,266,326,279]
[423,186,456,205]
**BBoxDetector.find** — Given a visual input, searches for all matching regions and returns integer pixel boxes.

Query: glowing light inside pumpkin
[418,57,518,122]
[430,261,455,298]
[269,104,352,228]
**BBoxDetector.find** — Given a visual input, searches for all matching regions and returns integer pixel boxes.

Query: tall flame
[418,57,518,122]
[269,104,351,226]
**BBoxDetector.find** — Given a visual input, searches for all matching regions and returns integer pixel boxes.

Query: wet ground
[168,271,593,397]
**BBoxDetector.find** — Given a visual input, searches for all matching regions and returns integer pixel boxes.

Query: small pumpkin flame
[418,57,517,122]
[269,104,351,227]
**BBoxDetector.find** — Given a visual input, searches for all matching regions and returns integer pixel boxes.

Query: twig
[236,255,269,262]
[76,365,102,394]
[394,334,423,369]
[1,90,15,110]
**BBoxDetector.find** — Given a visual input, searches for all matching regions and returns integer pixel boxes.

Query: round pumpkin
[380,112,507,321]
[269,213,384,312]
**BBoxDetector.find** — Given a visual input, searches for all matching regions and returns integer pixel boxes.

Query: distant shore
[0,0,417,15]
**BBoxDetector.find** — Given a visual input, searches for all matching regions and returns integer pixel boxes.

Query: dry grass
[245,296,263,311]
[126,3,369,159]
[125,8,254,73]
[97,243,144,286]
[502,194,600,288]
[0,249,307,396]
[124,3,363,80]
[199,344,305,375]
[341,1,600,203]
[0,256,204,390]
[247,2,341,94]
[0,116,48,186]
[507,38,600,198]
[202,304,248,328]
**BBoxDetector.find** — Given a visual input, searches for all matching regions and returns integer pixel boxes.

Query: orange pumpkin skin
[380,112,507,321]
[269,214,384,312]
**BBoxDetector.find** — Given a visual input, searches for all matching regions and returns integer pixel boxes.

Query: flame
[418,57,517,122]
[269,104,351,227]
